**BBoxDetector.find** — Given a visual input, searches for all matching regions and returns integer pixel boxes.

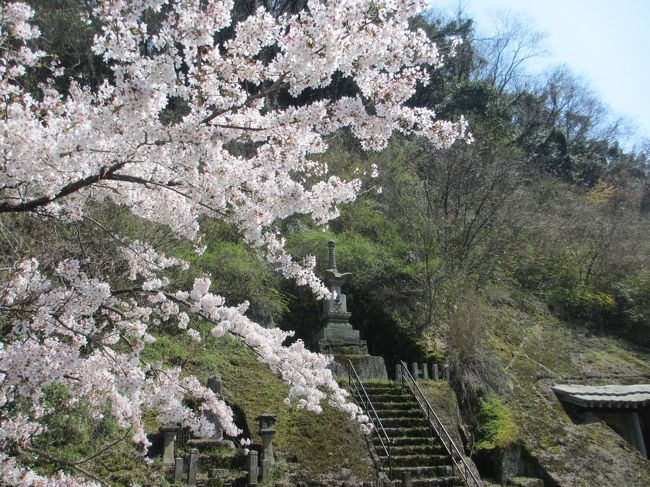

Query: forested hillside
[1,1,648,486]
[281,5,650,398]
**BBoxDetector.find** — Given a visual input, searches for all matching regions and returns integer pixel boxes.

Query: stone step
[373,436,436,447]
[389,477,465,487]
[384,426,431,438]
[390,465,457,478]
[375,408,423,418]
[380,454,452,468]
[382,417,430,428]
[373,400,420,410]
[365,392,415,403]
[362,386,404,395]
[363,382,401,388]
[384,444,447,456]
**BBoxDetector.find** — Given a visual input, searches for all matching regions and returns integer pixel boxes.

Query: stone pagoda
[313,241,387,379]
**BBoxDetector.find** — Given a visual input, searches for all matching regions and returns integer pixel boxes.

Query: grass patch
[32,387,167,486]
[475,396,518,450]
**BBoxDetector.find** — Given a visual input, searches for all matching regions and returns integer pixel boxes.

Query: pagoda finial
[328,240,337,271]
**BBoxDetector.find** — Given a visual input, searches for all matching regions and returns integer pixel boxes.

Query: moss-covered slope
[480,289,650,486]
[143,323,375,484]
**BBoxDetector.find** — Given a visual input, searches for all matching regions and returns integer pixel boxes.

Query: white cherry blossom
[0,1,469,484]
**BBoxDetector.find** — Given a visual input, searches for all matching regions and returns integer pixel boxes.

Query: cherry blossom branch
[200,75,288,126]
[73,430,132,467]
[17,445,107,486]
[0,160,129,213]
[0,2,465,483]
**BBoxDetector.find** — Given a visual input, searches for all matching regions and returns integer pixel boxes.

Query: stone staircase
[363,382,465,487]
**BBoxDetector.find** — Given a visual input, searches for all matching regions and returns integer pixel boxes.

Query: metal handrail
[399,361,482,487]
[347,360,392,480]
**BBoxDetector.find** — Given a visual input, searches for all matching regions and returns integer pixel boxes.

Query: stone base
[314,322,361,342]
[329,354,388,380]
[316,337,369,355]
[187,438,235,450]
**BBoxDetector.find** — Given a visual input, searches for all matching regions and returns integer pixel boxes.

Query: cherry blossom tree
[0,1,469,484]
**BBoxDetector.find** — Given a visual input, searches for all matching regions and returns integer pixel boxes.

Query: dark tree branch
[18,445,108,486]
[0,160,129,214]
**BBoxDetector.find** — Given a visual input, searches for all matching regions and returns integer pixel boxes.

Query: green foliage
[475,396,518,451]
[29,387,165,486]
[550,286,615,321]
[609,270,650,338]
[173,221,288,326]
[26,0,111,92]
[616,271,650,321]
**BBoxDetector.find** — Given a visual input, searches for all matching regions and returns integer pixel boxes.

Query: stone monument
[313,241,387,379]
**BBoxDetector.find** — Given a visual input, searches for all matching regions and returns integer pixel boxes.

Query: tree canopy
[0,1,470,484]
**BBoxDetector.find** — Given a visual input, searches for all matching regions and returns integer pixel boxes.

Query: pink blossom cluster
[0,1,466,483]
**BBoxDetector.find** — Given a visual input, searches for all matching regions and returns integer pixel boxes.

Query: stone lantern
[256,413,277,481]
[160,423,180,466]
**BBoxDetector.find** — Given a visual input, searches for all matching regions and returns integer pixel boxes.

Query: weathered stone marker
[432,363,439,381]
[421,363,429,379]
[187,449,199,486]
[257,413,277,482]
[443,364,450,381]
[207,375,223,395]
[174,457,184,482]
[411,362,419,379]
[395,363,403,382]
[247,450,259,485]
[160,423,179,466]
[400,470,412,487]
[206,375,223,439]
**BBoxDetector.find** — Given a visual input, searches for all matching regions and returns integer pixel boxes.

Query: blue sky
[434,0,650,147]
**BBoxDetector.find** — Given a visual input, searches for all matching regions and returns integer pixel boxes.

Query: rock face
[518,381,650,487]
[476,292,650,487]
[331,355,389,380]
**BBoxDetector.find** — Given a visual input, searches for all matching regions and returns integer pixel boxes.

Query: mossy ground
[142,322,374,483]
[418,380,466,448]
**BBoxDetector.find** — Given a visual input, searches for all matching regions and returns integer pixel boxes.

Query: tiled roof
[552,384,650,409]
